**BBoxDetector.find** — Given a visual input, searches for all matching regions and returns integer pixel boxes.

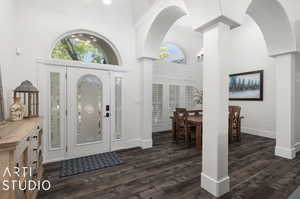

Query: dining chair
[229,105,242,143]
[185,111,199,147]
[174,108,188,144]
[187,110,203,116]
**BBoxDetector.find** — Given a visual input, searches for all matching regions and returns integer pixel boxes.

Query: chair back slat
[229,106,241,122]
[187,110,203,116]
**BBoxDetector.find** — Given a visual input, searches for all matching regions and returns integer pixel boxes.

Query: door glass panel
[77,75,103,144]
[115,77,122,139]
[50,72,61,148]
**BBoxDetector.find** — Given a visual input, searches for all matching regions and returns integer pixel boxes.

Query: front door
[66,67,111,159]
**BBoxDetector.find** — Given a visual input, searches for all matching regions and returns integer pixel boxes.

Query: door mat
[60,152,123,177]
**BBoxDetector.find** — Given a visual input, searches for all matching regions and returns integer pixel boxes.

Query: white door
[67,67,111,159]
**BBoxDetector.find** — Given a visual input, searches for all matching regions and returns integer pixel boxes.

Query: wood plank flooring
[38,132,300,199]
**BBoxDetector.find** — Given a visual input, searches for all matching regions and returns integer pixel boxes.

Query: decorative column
[200,22,230,197]
[274,53,296,159]
[139,57,155,149]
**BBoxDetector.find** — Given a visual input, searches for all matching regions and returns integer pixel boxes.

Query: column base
[141,139,153,149]
[201,173,230,197]
[275,146,296,159]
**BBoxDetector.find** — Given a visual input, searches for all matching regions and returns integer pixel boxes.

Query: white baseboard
[295,142,300,153]
[242,127,275,139]
[43,157,65,164]
[126,138,142,148]
[201,173,230,197]
[126,138,153,149]
[141,139,153,149]
[275,146,296,159]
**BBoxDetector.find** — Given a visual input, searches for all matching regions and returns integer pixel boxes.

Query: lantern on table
[14,80,39,118]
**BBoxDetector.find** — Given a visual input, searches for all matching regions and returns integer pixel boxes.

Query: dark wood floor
[38,132,300,199]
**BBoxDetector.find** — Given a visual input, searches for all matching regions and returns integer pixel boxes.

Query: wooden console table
[0,118,43,199]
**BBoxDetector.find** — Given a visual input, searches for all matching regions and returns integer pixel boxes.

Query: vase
[10,97,26,121]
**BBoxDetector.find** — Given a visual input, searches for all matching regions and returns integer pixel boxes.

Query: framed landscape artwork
[229,70,264,101]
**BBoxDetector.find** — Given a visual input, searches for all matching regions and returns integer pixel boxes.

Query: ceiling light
[102,0,112,5]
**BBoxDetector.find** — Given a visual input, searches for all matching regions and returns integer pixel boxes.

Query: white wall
[1,0,142,151]
[0,0,16,118]
[132,0,158,24]
[228,15,276,139]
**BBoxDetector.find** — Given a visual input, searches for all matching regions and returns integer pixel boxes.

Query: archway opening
[140,0,296,197]
[151,16,203,133]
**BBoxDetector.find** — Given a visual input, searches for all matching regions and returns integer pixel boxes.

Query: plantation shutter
[185,86,194,110]
[152,84,163,124]
[169,85,180,116]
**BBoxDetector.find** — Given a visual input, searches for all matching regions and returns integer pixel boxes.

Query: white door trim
[36,58,130,73]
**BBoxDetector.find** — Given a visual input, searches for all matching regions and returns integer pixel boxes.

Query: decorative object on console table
[10,96,26,121]
[14,80,39,118]
[229,70,264,101]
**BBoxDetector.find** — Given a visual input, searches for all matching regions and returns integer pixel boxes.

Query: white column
[201,23,230,197]
[274,53,296,159]
[140,58,154,149]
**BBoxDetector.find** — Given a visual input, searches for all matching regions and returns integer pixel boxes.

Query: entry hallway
[39,132,300,199]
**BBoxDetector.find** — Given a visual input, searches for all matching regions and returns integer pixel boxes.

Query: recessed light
[102,0,112,5]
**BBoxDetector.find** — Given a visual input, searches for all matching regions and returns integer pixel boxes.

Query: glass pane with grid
[115,77,122,139]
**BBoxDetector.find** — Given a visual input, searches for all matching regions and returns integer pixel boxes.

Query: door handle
[105,112,110,118]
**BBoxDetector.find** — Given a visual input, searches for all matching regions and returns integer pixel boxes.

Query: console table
[0,118,43,199]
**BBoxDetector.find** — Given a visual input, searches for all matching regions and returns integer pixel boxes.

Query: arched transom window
[159,43,186,64]
[52,33,119,65]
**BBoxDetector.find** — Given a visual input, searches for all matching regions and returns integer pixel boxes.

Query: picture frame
[229,70,264,101]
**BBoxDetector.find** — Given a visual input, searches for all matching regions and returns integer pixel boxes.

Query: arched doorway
[136,0,296,197]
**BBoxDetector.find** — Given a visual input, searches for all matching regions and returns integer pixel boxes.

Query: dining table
[170,114,203,151]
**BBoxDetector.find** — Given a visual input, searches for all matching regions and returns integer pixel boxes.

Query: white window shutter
[152,84,163,124]
[169,85,180,116]
[185,86,194,110]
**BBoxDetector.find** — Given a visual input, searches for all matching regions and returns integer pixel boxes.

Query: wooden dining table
[170,115,203,151]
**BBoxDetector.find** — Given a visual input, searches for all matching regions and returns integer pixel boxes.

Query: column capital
[194,15,240,33]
